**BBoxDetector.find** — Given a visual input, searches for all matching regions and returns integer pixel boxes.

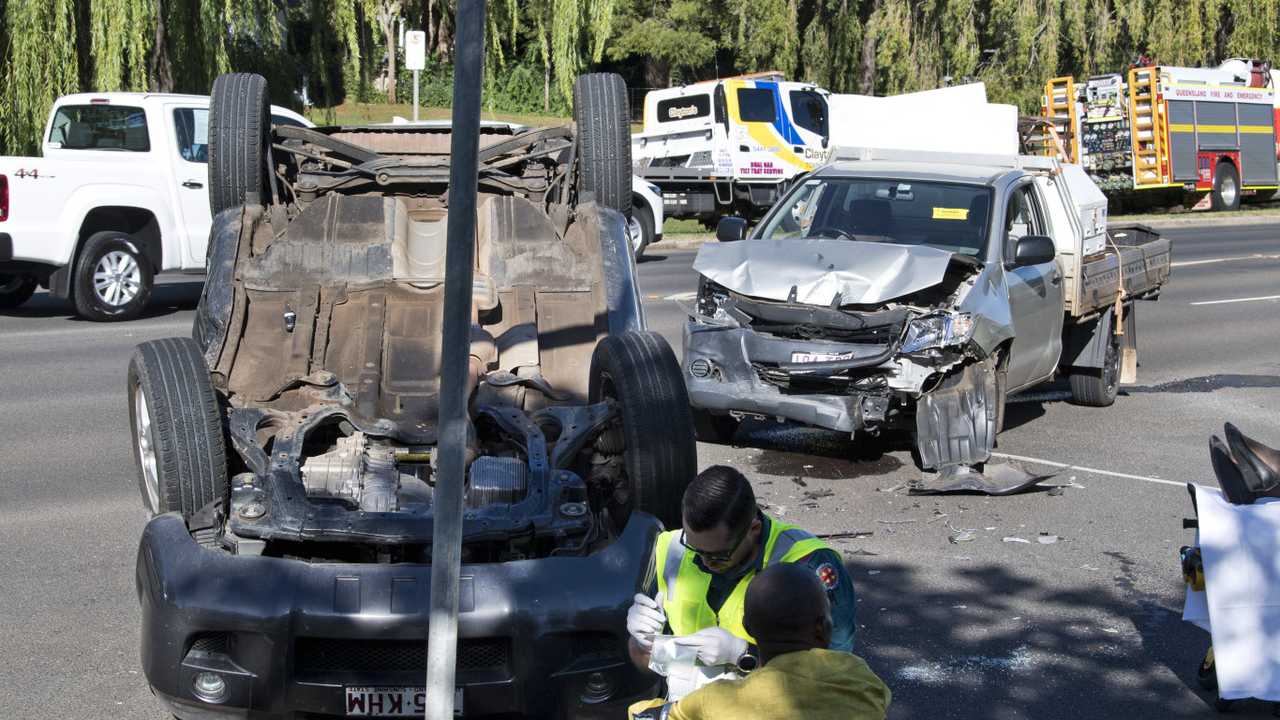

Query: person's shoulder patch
[815,562,839,590]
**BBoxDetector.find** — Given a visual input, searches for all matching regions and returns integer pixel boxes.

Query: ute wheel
[692,408,739,445]
[0,273,38,309]
[589,331,697,529]
[209,72,270,216]
[1069,323,1121,407]
[73,231,153,321]
[627,201,655,260]
[1211,161,1241,212]
[573,73,631,216]
[128,337,229,519]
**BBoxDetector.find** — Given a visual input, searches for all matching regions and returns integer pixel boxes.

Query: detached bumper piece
[137,513,661,719]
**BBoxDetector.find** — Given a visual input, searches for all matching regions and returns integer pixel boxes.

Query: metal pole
[413,69,420,123]
[425,2,485,719]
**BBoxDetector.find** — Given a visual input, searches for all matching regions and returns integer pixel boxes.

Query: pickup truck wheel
[573,73,631,216]
[1211,162,1241,212]
[72,232,153,321]
[589,331,697,529]
[209,72,270,215]
[627,202,655,259]
[1069,330,1121,407]
[127,337,229,518]
[0,273,37,309]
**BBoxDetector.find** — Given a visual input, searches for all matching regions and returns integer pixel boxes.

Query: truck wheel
[209,72,270,216]
[692,408,739,445]
[0,273,37,309]
[1069,329,1121,407]
[72,231,153,321]
[127,337,229,519]
[573,73,631,216]
[627,201,655,259]
[1211,161,1241,212]
[589,331,697,529]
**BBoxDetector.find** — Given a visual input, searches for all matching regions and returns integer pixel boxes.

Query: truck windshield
[759,177,993,258]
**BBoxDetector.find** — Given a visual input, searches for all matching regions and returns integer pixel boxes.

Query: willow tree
[91,0,153,91]
[0,0,81,156]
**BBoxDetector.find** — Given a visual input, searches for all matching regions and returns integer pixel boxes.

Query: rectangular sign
[1165,83,1273,104]
[345,686,462,716]
[404,30,427,71]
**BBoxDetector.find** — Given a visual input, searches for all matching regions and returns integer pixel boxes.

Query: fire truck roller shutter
[1238,103,1278,185]
[1167,101,1199,183]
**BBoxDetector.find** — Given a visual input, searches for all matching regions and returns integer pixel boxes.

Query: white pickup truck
[0,92,309,320]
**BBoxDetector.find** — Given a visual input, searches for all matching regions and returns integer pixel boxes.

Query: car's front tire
[589,331,697,528]
[0,273,38,309]
[128,337,229,518]
[72,231,153,321]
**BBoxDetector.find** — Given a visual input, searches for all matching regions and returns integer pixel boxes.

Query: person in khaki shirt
[633,562,890,720]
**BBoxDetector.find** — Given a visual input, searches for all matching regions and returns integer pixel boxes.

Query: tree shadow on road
[843,555,1279,719]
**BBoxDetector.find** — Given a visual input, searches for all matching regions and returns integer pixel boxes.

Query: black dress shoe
[1224,423,1280,495]
[1211,435,1257,505]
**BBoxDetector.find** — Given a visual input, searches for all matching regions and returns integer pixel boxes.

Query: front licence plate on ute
[790,351,855,363]
[345,687,463,717]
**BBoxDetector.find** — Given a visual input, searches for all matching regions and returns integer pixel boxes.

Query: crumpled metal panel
[693,238,955,305]
[914,358,998,470]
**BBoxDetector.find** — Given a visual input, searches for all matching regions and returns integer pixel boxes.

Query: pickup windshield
[759,177,993,258]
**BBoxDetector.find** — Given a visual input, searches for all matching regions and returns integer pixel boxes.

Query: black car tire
[628,200,655,260]
[209,72,270,216]
[692,408,740,445]
[72,231,153,321]
[1211,161,1241,212]
[0,273,38,309]
[589,331,697,528]
[1069,328,1121,407]
[128,337,229,519]
[573,73,631,216]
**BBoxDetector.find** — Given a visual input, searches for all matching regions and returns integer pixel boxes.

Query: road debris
[878,518,920,525]
[949,529,977,544]
[909,464,1056,496]
[1002,536,1031,544]
[790,476,808,487]
[817,530,875,540]
[867,570,881,575]
[877,483,907,493]
[1038,533,1059,544]
[1047,486,1066,496]
[803,489,835,501]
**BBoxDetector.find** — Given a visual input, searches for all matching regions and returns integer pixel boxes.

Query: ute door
[167,103,212,265]
[1001,182,1065,389]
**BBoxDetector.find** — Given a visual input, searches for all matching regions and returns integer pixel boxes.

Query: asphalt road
[1,222,1278,718]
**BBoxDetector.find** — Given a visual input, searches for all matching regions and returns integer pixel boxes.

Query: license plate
[790,351,855,363]
[345,687,463,717]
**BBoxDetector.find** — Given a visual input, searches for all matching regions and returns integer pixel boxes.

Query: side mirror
[1012,234,1056,267]
[716,216,748,243]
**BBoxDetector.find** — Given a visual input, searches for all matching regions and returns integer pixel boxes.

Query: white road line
[1171,253,1280,268]
[1189,294,1280,306]
[992,451,1199,489]
[2,321,192,340]
[661,291,698,302]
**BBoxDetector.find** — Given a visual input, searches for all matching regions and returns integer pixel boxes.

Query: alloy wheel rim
[626,216,644,252]
[93,250,141,306]
[1222,175,1238,206]
[134,387,161,512]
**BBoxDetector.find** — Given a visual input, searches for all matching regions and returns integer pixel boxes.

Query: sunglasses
[680,515,755,564]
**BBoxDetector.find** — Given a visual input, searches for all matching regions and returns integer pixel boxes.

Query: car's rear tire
[0,273,37,309]
[128,337,229,519]
[589,331,697,529]
[1211,161,1241,212]
[573,73,631,216]
[209,72,271,216]
[72,231,153,321]
[1069,328,1121,407]
[627,201,655,260]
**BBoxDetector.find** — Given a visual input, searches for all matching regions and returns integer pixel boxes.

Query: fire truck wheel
[1211,161,1241,212]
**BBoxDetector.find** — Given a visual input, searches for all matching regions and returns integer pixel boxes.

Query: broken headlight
[695,278,732,323]
[900,312,974,353]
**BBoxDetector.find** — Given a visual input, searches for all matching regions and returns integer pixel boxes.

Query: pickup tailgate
[1071,223,1171,315]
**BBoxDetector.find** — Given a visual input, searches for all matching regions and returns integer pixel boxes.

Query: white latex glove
[627,593,667,650]
[678,626,748,667]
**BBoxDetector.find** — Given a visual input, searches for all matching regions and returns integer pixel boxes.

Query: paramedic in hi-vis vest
[626,465,857,675]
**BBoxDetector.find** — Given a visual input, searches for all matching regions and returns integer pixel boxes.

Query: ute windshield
[759,177,994,258]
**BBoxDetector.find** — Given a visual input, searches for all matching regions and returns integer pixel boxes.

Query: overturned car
[685,149,1170,491]
[128,71,696,719]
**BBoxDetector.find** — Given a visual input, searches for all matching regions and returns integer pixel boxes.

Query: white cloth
[1186,485,1280,700]
[649,635,740,702]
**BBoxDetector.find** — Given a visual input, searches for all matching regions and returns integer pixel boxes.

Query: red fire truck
[1043,59,1279,210]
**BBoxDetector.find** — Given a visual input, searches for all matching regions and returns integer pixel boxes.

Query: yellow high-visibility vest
[654,519,828,644]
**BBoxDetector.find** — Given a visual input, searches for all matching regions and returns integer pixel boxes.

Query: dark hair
[682,465,757,533]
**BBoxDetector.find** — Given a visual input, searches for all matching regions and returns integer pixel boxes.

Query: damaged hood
[694,238,955,305]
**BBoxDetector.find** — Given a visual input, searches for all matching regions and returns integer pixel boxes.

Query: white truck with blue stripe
[633,73,832,224]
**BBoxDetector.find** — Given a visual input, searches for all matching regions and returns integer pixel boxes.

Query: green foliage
[1,0,81,155]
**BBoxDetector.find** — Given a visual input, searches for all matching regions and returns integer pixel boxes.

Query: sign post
[405,30,427,122]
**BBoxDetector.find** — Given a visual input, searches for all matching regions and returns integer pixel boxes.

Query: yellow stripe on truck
[723,79,813,173]
[1167,123,1274,134]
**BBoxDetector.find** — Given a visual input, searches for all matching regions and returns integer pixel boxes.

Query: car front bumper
[137,512,662,719]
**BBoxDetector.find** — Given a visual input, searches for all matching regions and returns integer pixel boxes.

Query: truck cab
[0,93,309,320]
[633,73,831,223]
